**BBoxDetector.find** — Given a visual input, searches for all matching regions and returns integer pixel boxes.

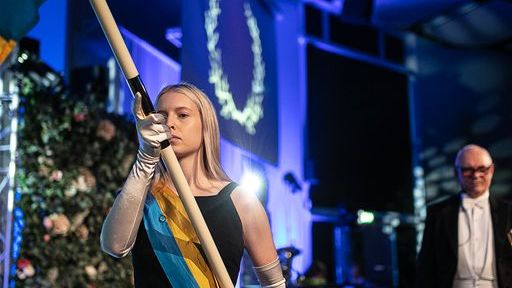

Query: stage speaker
[311,222,336,284]
[357,224,394,286]
[355,223,416,287]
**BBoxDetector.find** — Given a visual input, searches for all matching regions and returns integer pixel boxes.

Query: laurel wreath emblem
[205,0,265,135]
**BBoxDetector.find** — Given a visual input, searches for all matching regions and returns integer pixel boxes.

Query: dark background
[307,44,412,214]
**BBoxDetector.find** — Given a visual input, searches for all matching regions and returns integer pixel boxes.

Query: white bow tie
[462,197,487,210]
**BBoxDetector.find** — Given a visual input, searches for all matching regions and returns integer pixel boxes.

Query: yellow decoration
[0,36,16,64]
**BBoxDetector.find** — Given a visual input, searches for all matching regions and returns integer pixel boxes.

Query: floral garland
[13,56,136,287]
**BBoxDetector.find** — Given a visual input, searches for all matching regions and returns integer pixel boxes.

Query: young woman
[100,83,285,287]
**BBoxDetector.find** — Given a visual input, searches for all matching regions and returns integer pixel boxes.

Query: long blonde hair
[154,82,230,184]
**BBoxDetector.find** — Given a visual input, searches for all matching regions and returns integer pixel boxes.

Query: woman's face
[157,91,203,159]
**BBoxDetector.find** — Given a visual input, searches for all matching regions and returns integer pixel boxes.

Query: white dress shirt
[453,191,497,288]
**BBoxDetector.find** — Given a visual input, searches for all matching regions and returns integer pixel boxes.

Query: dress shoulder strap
[217,182,238,197]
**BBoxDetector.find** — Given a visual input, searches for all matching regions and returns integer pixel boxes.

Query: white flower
[70,210,90,232]
[24,264,35,277]
[43,216,53,230]
[84,265,97,279]
[17,264,35,279]
[96,119,116,141]
[64,186,77,197]
[16,270,26,280]
[98,261,108,274]
[75,175,88,192]
[76,224,89,240]
[47,267,59,282]
[49,214,70,235]
[49,170,63,181]
[78,168,96,189]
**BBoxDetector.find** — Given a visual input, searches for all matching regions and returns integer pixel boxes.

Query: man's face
[455,148,494,198]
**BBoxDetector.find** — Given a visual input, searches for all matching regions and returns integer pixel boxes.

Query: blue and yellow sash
[143,180,219,287]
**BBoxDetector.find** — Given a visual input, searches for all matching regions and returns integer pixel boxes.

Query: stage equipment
[357,211,417,287]
[0,48,19,288]
[356,210,375,225]
[89,1,232,286]
[277,246,301,286]
[283,172,302,194]
[165,27,182,48]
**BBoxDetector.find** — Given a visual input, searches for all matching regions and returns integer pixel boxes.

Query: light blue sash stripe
[143,193,200,288]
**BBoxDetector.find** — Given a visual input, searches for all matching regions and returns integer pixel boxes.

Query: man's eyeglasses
[456,164,494,177]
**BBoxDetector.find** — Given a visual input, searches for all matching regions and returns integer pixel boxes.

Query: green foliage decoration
[13,55,137,287]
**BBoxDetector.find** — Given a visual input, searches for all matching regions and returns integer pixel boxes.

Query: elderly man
[416,144,512,288]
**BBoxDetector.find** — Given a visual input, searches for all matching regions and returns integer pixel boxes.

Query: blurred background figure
[297,260,328,287]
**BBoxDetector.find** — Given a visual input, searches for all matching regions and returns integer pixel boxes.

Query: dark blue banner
[182,0,278,164]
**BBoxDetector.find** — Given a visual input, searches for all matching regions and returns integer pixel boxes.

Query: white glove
[133,92,171,158]
[254,258,286,288]
[100,150,157,258]
[100,92,170,258]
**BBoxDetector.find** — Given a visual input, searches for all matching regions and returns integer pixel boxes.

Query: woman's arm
[101,92,170,257]
[231,187,286,287]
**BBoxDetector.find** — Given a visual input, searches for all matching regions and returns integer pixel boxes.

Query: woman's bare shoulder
[230,185,265,219]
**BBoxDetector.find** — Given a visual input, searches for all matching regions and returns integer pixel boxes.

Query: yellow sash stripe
[152,180,220,288]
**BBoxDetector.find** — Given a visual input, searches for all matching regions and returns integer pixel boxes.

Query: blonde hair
[154,82,230,184]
